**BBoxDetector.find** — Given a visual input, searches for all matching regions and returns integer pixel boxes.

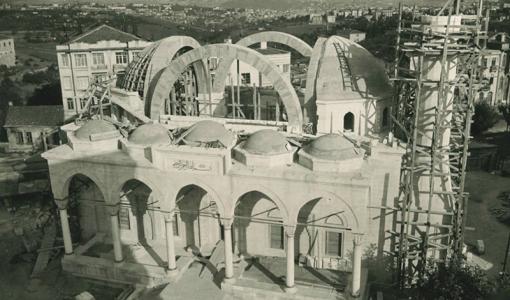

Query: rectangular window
[131,51,141,59]
[92,52,105,65]
[61,54,69,67]
[119,208,130,229]
[62,76,72,90]
[25,132,33,144]
[269,224,284,249]
[241,73,251,85]
[325,231,343,257]
[67,98,75,110]
[283,64,290,73]
[74,53,87,67]
[16,132,23,144]
[115,51,128,64]
[76,76,89,90]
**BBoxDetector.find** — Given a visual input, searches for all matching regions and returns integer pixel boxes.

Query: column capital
[221,217,234,229]
[284,224,296,237]
[105,203,121,216]
[55,198,69,210]
[353,233,364,246]
[164,212,175,223]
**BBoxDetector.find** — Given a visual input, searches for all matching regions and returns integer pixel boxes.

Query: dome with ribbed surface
[128,123,171,145]
[75,119,117,140]
[304,134,359,160]
[243,129,290,155]
[183,120,234,147]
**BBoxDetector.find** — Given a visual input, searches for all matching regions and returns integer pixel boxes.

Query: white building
[0,35,15,67]
[225,41,291,88]
[56,25,152,119]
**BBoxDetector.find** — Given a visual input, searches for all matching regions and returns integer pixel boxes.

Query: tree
[415,258,495,300]
[26,82,62,106]
[499,104,510,132]
[471,101,500,136]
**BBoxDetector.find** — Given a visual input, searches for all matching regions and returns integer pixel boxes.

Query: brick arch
[291,191,360,232]
[231,185,290,224]
[212,31,313,94]
[146,44,303,133]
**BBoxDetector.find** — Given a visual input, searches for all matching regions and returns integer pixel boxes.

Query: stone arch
[170,179,226,218]
[231,186,290,224]
[212,31,313,94]
[143,36,210,114]
[56,168,109,203]
[147,44,303,133]
[292,191,360,232]
[303,37,327,125]
[112,174,167,210]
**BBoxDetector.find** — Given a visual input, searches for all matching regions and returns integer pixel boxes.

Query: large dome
[75,119,117,140]
[304,134,359,160]
[183,120,235,147]
[243,129,290,155]
[128,123,171,145]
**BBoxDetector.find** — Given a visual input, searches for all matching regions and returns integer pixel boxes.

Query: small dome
[183,120,234,147]
[128,123,171,145]
[75,119,117,140]
[243,129,291,155]
[304,134,359,160]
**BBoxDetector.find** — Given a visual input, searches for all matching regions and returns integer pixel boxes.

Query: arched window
[343,112,354,132]
[382,107,389,128]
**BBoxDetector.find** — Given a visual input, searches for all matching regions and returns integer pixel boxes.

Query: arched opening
[67,174,106,242]
[343,112,354,132]
[234,191,286,285]
[295,197,352,290]
[382,107,389,128]
[175,184,221,255]
[120,179,165,266]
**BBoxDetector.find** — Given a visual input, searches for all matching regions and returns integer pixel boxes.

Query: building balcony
[91,64,108,71]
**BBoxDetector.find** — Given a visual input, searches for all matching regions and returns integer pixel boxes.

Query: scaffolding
[390,0,487,288]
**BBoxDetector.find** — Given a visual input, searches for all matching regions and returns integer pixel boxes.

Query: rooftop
[255,47,289,55]
[4,106,64,127]
[69,24,144,44]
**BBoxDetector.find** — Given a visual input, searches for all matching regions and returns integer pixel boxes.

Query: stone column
[106,204,123,263]
[55,198,73,255]
[285,225,297,293]
[165,213,177,274]
[222,218,235,283]
[351,234,363,298]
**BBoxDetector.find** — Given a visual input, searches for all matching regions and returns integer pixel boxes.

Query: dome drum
[68,119,121,152]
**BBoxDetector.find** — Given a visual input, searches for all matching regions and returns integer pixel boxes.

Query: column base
[166,268,179,277]
[114,258,125,264]
[64,252,74,256]
[223,277,236,284]
[284,285,297,294]
[350,292,360,298]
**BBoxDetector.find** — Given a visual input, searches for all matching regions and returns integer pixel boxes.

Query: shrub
[471,101,499,136]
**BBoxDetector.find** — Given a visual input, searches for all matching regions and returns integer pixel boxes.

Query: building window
[269,224,284,249]
[61,54,69,67]
[67,98,75,110]
[119,208,130,229]
[343,112,354,132]
[115,51,128,64]
[131,51,141,59]
[76,76,89,90]
[241,73,251,85]
[16,132,23,144]
[74,53,87,67]
[80,98,88,109]
[62,76,72,90]
[282,64,290,73]
[325,231,343,257]
[25,132,33,144]
[92,52,105,65]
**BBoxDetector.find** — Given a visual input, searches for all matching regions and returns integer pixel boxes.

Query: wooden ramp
[31,220,56,278]
[198,240,225,279]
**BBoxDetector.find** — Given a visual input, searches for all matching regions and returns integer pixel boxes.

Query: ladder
[333,42,353,90]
